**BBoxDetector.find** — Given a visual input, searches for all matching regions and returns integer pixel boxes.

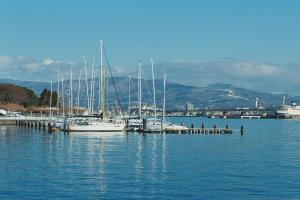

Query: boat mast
[84,56,89,113]
[106,70,109,114]
[77,69,81,115]
[100,40,105,117]
[128,74,131,115]
[99,40,103,113]
[162,73,166,128]
[151,58,157,122]
[90,56,95,114]
[50,81,53,118]
[61,75,65,116]
[57,72,60,116]
[138,62,142,121]
[69,69,73,116]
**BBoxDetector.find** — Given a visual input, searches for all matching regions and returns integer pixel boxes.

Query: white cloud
[0,55,74,81]
[42,58,55,65]
[140,60,300,95]
[0,55,12,64]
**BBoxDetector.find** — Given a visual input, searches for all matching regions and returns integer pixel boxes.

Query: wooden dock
[0,117,56,133]
[133,128,232,134]
[0,117,237,135]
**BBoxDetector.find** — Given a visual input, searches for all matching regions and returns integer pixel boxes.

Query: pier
[140,127,233,134]
[0,117,235,135]
[0,116,56,133]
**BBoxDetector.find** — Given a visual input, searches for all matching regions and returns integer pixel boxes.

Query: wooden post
[48,123,52,133]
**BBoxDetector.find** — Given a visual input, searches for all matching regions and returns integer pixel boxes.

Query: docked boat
[127,116,143,131]
[146,118,188,132]
[66,117,126,132]
[276,102,300,119]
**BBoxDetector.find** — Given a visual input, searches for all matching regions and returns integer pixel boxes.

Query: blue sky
[1,0,300,63]
[1,0,300,94]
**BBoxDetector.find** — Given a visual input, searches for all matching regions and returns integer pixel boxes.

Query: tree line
[0,84,57,107]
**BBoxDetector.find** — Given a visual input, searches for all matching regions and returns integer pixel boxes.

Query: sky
[1,0,300,94]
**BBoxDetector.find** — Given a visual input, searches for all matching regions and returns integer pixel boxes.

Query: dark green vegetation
[38,89,57,107]
[0,83,38,107]
[0,83,57,107]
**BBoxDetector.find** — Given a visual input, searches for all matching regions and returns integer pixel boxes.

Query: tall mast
[57,72,60,115]
[71,68,73,115]
[106,70,109,114]
[50,81,53,118]
[138,62,142,120]
[69,69,73,116]
[99,40,103,112]
[100,40,103,67]
[151,58,157,121]
[101,67,105,116]
[90,56,95,114]
[128,74,131,115]
[61,75,64,116]
[100,40,105,116]
[163,73,167,127]
[84,56,89,112]
[77,69,81,115]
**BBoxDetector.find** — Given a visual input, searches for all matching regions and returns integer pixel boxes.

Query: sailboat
[146,63,188,133]
[126,62,143,131]
[66,40,126,132]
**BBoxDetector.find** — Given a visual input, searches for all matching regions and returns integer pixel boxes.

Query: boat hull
[276,108,300,119]
[67,122,126,132]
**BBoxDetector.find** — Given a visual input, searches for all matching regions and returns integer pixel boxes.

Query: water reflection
[98,136,106,193]
[135,133,143,182]
[161,134,167,176]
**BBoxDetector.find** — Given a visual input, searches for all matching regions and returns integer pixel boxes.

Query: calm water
[0,117,300,199]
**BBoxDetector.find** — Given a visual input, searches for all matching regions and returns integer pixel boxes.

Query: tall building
[186,103,194,111]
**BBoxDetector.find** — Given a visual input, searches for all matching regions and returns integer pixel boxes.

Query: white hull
[147,121,188,132]
[67,117,126,132]
[68,122,126,132]
[277,105,300,119]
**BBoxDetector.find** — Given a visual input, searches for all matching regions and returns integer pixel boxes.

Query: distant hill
[0,83,38,106]
[0,77,297,110]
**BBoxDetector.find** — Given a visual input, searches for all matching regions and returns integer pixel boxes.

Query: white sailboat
[67,117,125,132]
[147,70,188,132]
[66,40,126,132]
[127,63,143,131]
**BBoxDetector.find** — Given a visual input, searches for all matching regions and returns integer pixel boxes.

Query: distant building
[186,103,194,111]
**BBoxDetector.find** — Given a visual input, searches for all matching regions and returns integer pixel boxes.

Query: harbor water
[0,117,300,199]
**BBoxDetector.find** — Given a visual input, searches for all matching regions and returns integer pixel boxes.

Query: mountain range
[0,77,297,110]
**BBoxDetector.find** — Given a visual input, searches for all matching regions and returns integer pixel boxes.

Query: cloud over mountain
[140,60,300,95]
[1,55,300,95]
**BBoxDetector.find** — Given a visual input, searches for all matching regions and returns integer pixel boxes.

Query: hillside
[0,77,296,110]
[0,83,38,107]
